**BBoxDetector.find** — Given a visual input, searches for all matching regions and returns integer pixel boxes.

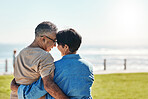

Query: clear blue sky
[0,0,148,47]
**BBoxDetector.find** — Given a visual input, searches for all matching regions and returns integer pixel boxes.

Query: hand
[10,78,19,92]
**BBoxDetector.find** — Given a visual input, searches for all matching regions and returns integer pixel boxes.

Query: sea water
[0,44,148,74]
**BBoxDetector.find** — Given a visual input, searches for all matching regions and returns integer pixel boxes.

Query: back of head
[35,21,57,37]
[56,28,82,52]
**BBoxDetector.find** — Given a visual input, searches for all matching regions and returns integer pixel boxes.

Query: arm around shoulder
[42,71,69,99]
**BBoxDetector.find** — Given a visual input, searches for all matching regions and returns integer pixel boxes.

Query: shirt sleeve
[39,53,55,78]
[18,77,47,99]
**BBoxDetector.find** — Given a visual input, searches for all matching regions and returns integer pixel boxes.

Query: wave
[78,48,148,55]
[1,44,148,73]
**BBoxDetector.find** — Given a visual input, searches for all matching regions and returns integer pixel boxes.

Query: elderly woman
[11,29,94,99]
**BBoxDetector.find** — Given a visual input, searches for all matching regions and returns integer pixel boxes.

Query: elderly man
[10,21,68,99]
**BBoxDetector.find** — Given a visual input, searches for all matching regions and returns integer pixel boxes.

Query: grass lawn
[92,73,148,99]
[0,75,13,99]
[0,73,148,99]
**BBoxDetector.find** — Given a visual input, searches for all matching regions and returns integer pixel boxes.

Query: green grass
[0,73,148,99]
[0,75,13,99]
[92,73,148,99]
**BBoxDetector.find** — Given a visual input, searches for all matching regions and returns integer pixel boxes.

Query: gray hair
[35,21,57,37]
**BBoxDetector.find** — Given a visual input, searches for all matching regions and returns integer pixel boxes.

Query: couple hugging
[10,21,94,99]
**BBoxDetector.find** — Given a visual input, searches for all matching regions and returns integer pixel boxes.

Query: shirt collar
[62,54,81,59]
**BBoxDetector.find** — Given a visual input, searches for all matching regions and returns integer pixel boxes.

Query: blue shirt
[18,54,94,99]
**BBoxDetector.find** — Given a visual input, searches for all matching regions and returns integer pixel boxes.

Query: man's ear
[40,36,45,42]
[43,39,45,42]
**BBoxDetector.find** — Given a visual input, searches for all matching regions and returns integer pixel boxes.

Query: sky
[0,0,148,47]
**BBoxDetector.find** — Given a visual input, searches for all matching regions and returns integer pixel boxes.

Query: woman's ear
[64,44,70,54]
[65,45,69,51]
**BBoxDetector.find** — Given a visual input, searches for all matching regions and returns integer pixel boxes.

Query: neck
[65,51,76,55]
[28,39,41,48]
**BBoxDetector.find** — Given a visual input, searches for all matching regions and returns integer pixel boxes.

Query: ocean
[0,44,148,74]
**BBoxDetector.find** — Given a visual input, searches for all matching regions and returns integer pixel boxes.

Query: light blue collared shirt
[18,54,94,99]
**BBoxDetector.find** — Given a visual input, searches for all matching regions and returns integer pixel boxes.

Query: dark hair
[35,21,57,37]
[56,28,82,52]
